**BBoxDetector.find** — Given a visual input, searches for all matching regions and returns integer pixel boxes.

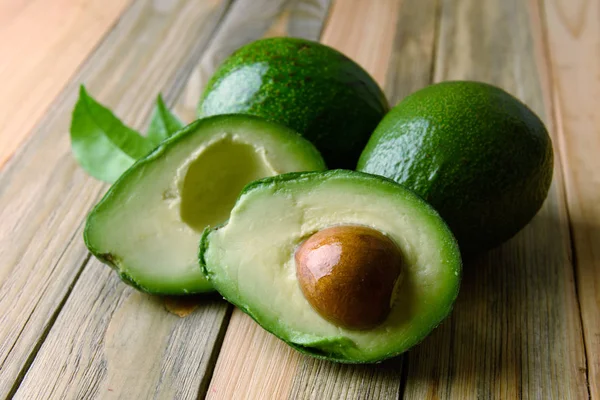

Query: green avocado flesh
[200,170,461,363]
[198,37,389,169]
[84,115,325,295]
[357,81,554,253]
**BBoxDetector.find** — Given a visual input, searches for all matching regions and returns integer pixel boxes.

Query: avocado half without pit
[84,115,326,295]
[200,170,462,363]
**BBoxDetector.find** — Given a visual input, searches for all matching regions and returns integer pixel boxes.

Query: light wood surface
[196,1,333,397]
[207,1,406,398]
[0,0,132,167]
[320,0,401,86]
[541,0,600,396]
[174,0,331,123]
[0,0,230,398]
[207,309,302,400]
[402,0,588,397]
[0,0,597,398]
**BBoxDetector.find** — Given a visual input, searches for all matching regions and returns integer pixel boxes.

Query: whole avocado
[357,81,554,254]
[198,37,389,168]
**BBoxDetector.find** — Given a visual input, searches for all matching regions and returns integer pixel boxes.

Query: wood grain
[174,0,331,122]
[204,1,441,398]
[14,267,228,399]
[0,0,132,168]
[0,0,230,398]
[7,0,333,398]
[383,0,440,104]
[402,0,589,398]
[187,1,333,397]
[539,0,600,396]
[289,357,404,400]
[0,0,595,398]
[320,0,401,86]
[287,0,435,398]
[207,309,302,400]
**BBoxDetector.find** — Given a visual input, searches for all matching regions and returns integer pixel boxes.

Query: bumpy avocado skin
[358,81,554,254]
[198,37,389,169]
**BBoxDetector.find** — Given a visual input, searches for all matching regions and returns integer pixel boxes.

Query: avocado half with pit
[200,170,461,363]
[84,115,326,295]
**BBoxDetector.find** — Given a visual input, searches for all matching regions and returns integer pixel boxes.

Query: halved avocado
[200,170,461,363]
[84,115,326,295]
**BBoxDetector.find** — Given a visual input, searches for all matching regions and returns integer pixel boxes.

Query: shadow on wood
[401,203,588,397]
[289,352,404,399]
[163,292,226,318]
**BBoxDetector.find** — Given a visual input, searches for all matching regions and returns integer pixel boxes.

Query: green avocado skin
[358,81,554,253]
[198,37,389,169]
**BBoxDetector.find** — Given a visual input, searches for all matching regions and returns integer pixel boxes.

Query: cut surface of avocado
[200,170,461,363]
[84,115,326,295]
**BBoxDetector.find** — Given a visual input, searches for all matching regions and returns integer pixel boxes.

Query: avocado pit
[295,225,403,330]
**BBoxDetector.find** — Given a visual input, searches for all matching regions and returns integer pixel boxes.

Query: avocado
[84,115,325,295]
[200,170,461,363]
[357,81,554,253]
[198,37,389,169]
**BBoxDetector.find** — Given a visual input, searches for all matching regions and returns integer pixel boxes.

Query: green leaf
[147,95,184,145]
[70,86,155,183]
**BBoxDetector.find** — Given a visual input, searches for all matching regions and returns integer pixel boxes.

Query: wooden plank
[189,1,333,397]
[174,0,332,122]
[289,357,405,400]
[319,0,401,86]
[538,0,600,396]
[9,0,333,398]
[13,268,229,399]
[0,0,230,397]
[207,309,302,400]
[383,0,440,104]
[204,0,443,398]
[286,0,440,398]
[401,0,589,398]
[0,0,133,168]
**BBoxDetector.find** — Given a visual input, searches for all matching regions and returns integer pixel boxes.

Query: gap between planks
[1,0,233,398]
[533,0,599,396]
[0,0,134,168]
[401,0,588,399]
[5,0,333,399]
[0,0,592,400]
[216,0,593,399]
[4,252,91,399]
[207,1,411,398]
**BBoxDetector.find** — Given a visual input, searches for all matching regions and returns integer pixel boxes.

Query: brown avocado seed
[295,225,403,330]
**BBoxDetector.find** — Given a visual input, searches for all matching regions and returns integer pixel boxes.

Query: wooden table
[0,0,597,398]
